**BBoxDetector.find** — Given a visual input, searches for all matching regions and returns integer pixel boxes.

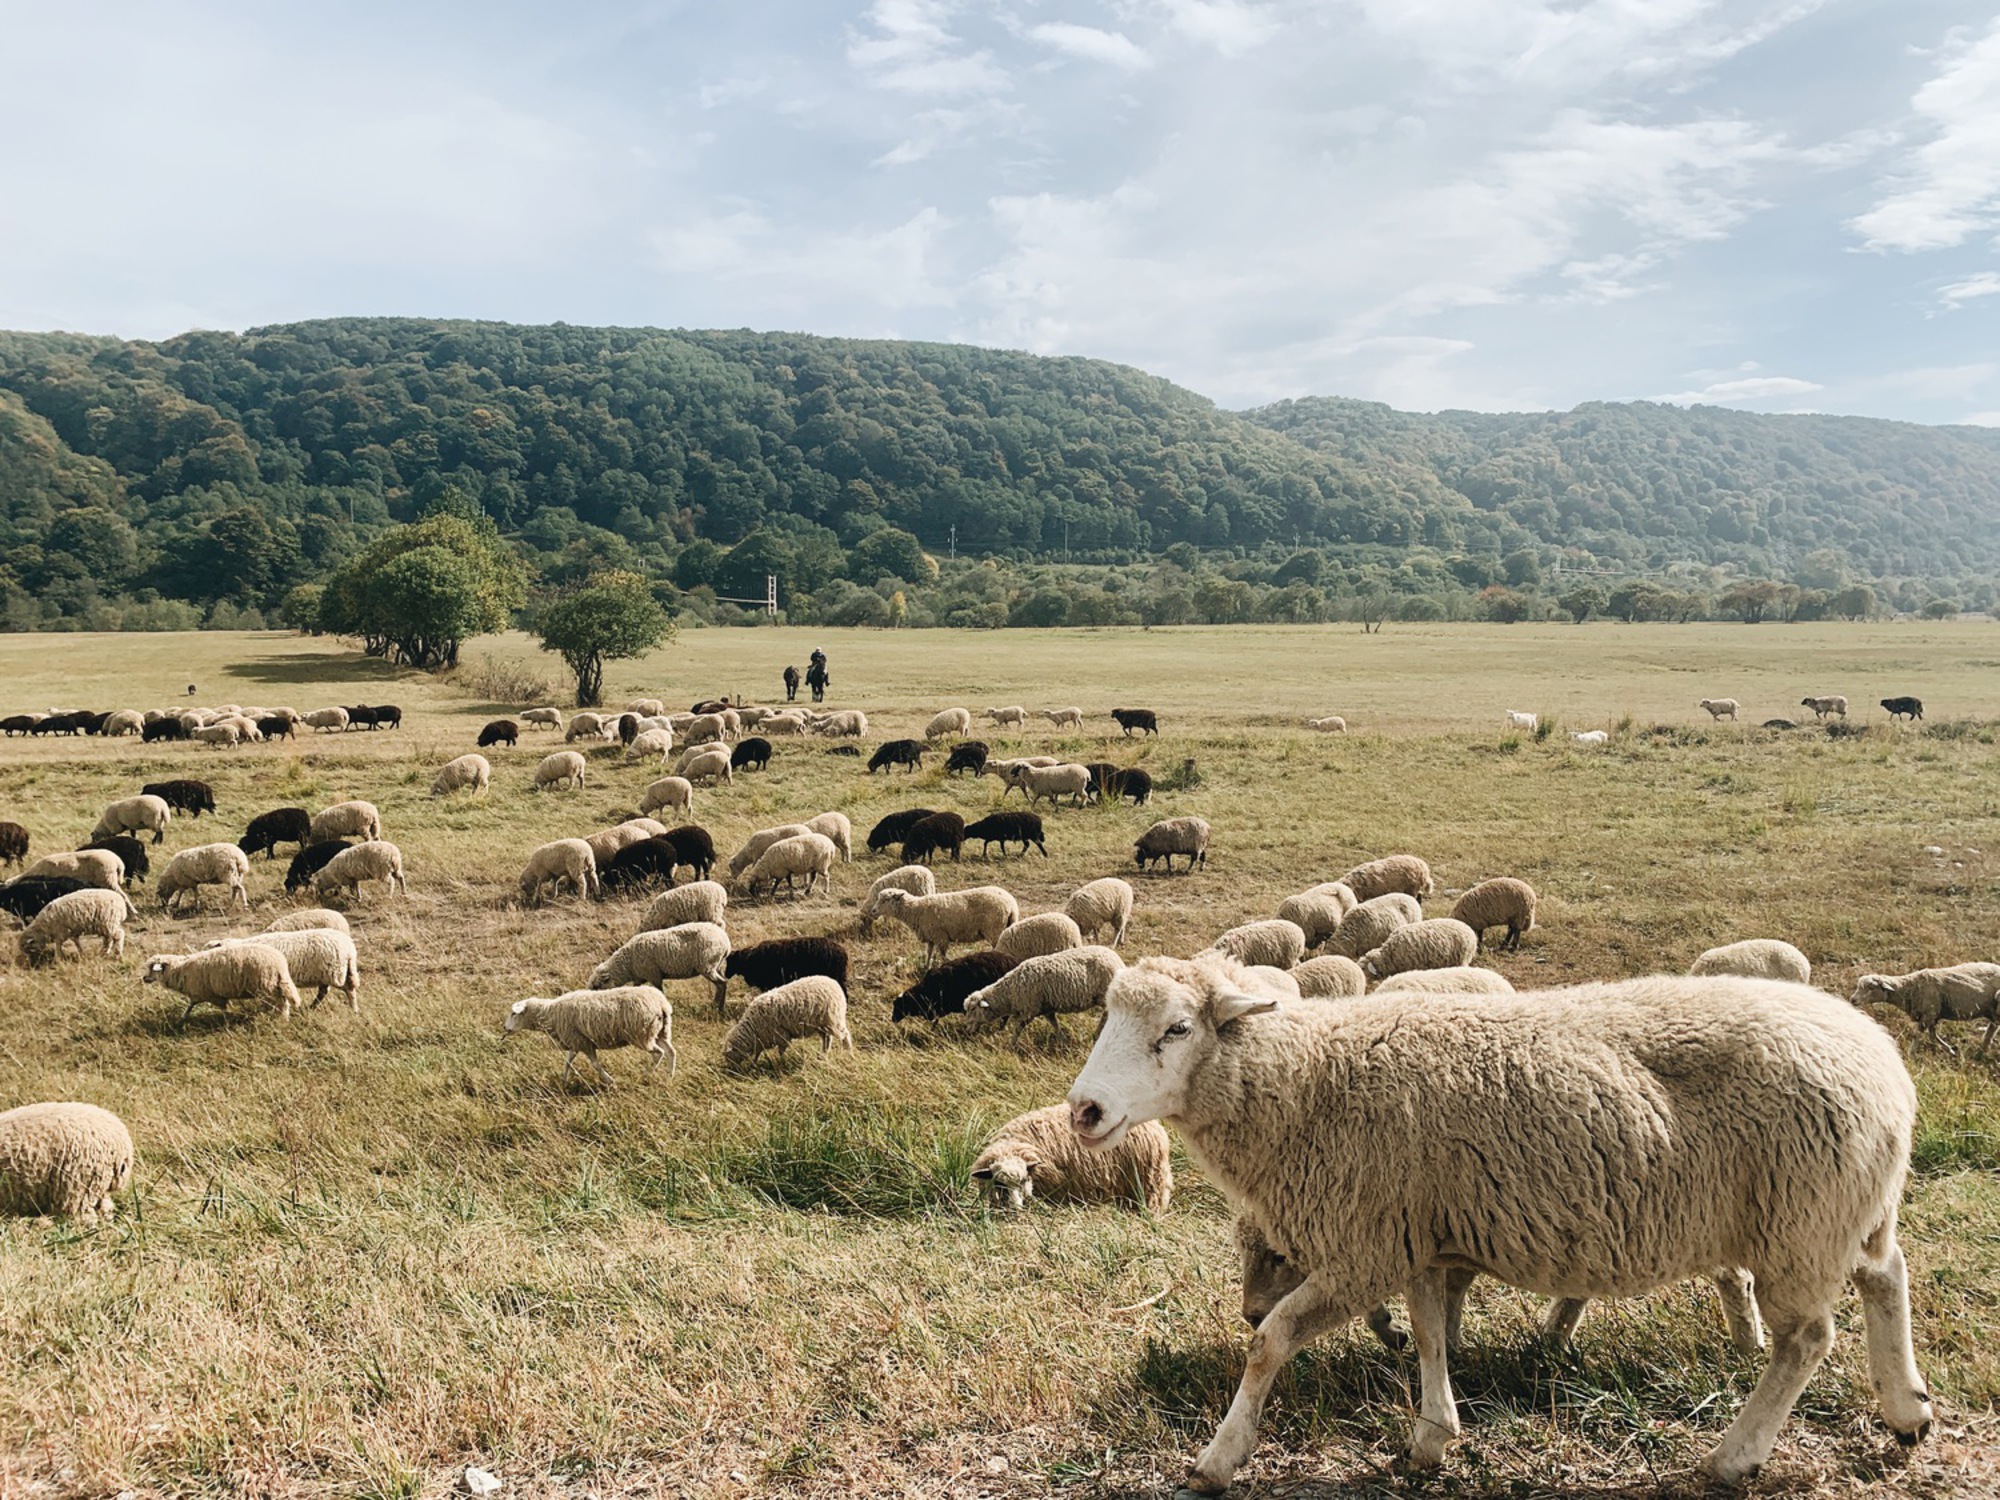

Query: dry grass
[0,622,1996,1499]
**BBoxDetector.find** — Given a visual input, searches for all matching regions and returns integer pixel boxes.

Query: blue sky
[5,1,2000,423]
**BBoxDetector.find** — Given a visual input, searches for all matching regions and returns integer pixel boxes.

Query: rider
[806,648,830,703]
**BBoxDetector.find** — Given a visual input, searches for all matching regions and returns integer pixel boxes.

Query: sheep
[141,779,215,818]
[901,812,966,866]
[729,824,811,881]
[154,844,251,913]
[1065,877,1134,948]
[1305,715,1347,733]
[965,945,1124,1041]
[265,908,350,935]
[1801,695,1848,720]
[565,711,611,743]
[1007,762,1093,807]
[145,943,302,1022]
[627,727,674,762]
[860,864,936,938]
[1852,964,2000,1055]
[0,1103,134,1221]
[310,800,381,843]
[1207,919,1308,972]
[679,747,734,786]
[723,937,850,1014]
[518,838,600,906]
[0,820,25,867]
[730,736,772,772]
[1570,729,1608,745]
[520,707,563,731]
[639,880,729,933]
[983,705,1027,727]
[101,709,144,737]
[762,711,809,736]
[1450,877,1538,953]
[90,795,172,845]
[682,712,727,746]
[946,741,989,776]
[1291,954,1367,999]
[721,976,853,1070]
[1690,938,1811,985]
[313,840,407,902]
[208,928,360,1011]
[1337,854,1433,902]
[649,825,716,882]
[301,707,350,732]
[626,697,666,717]
[431,753,491,797]
[1085,763,1154,805]
[533,751,588,792]
[582,819,665,868]
[1505,710,1538,731]
[639,776,695,820]
[1359,917,1479,979]
[1064,968,1933,1487]
[24,850,125,892]
[82,834,149,885]
[1881,696,1924,721]
[1134,816,1209,874]
[256,714,297,742]
[1698,697,1740,721]
[598,838,687,894]
[892,950,1015,1023]
[1276,888,1348,950]
[1325,892,1422,959]
[964,812,1048,858]
[240,808,312,860]
[972,1104,1170,1212]
[477,719,519,748]
[1040,706,1084,729]
[869,738,926,774]
[1110,707,1158,737]
[140,717,186,742]
[506,986,677,1084]
[1373,965,1515,995]
[284,840,350,893]
[874,885,1020,967]
[995,912,1084,962]
[869,808,940,854]
[740,832,839,899]
[587,922,730,1009]
[926,707,973,739]
[18,889,130,965]
[813,710,867,738]
[804,812,853,863]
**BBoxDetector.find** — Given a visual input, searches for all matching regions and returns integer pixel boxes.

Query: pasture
[1,621,1997,1500]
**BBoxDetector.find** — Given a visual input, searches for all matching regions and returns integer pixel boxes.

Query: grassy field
[0,621,1997,1500]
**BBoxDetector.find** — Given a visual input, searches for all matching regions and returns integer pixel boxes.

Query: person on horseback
[806,649,829,703]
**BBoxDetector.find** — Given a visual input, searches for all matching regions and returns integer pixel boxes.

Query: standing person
[806,648,829,704]
[783,664,800,702]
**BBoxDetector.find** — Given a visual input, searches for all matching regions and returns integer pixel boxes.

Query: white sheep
[1505,710,1538,731]
[740,832,838,899]
[639,880,729,933]
[565,711,611,743]
[1304,715,1347,733]
[626,727,674,762]
[682,712,727,745]
[0,1102,134,1221]
[430,753,491,796]
[721,975,853,1069]
[313,840,407,902]
[301,707,349,732]
[728,824,810,881]
[804,811,854,863]
[195,721,246,747]
[761,712,808,736]
[1290,954,1367,999]
[587,922,730,1008]
[983,705,1028,727]
[679,747,733,786]
[1064,877,1134,948]
[91,794,171,844]
[209,928,360,1011]
[101,709,145,737]
[18,889,131,965]
[1207,919,1307,971]
[518,838,599,906]
[520,707,564,731]
[1007,762,1093,807]
[1698,697,1740,721]
[1276,888,1349,949]
[506,986,677,1084]
[1852,963,2000,1055]
[1337,854,1433,901]
[965,945,1124,1042]
[157,843,251,913]
[1373,965,1515,995]
[626,697,666,717]
[309,800,381,843]
[972,1104,1170,1212]
[813,709,867,738]
[1450,877,1538,953]
[1325,892,1422,959]
[638,775,695,820]
[145,944,302,1022]
[1570,729,1608,746]
[1802,694,1849,720]
[264,908,350,935]
[995,912,1084,961]
[1359,917,1479,979]
[1134,816,1210,874]
[925,707,973,739]
[583,820,661,867]
[24,849,126,891]
[1065,967,1934,1487]
[860,865,936,937]
[533,751,588,792]
[873,885,1020,967]
[1040,706,1084,729]
[1690,938,1811,985]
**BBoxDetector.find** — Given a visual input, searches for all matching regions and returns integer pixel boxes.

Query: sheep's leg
[1405,1267,1462,1466]
[1851,1224,1933,1443]
[310,985,328,1009]
[591,1053,616,1086]
[1713,1268,1765,1354]
[347,980,360,1014]
[1978,1011,1999,1059]
[1540,1296,1589,1345]
[1700,1288,1836,1483]
[1442,1267,1475,1352]
[562,1051,581,1084]
[1363,1304,1408,1351]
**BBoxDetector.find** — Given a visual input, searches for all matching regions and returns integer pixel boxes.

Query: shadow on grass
[221,648,416,687]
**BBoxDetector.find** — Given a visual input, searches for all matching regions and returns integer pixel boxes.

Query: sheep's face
[1850,975,1896,1008]
[141,959,171,986]
[1359,949,1386,979]
[972,1153,1036,1210]
[1236,1220,1306,1328]
[504,1000,541,1034]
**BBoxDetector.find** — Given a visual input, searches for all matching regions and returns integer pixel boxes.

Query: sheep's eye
[1162,1019,1192,1042]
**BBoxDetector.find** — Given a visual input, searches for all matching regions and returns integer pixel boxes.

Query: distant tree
[1796,548,1851,591]
[673,538,723,590]
[537,570,675,706]
[1480,585,1532,623]
[1559,583,1607,623]
[1271,548,1323,586]
[1718,579,1786,624]
[1830,584,1876,621]
[848,526,928,583]
[1012,589,1071,627]
[279,583,325,634]
[319,500,527,669]
[1922,598,1960,620]
[1502,549,1542,588]
[715,528,794,603]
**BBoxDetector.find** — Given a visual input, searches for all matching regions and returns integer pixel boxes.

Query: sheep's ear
[509,1000,528,1014]
[1212,991,1280,1027]
[970,1165,994,1181]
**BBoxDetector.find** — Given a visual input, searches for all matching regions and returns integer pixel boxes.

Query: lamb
[860,864,936,938]
[892,950,1016,1022]
[284,840,350,893]
[1275,888,1349,950]
[587,922,730,1008]
[1110,707,1158,738]
[518,839,600,906]
[1290,954,1367,999]
[679,747,734,786]
[722,937,850,1014]
[728,824,810,881]
[313,840,407,902]
[965,945,1124,1042]
[157,844,251,913]
[946,741,989,776]
[1801,695,1848,720]
[869,808,940,854]
[309,800,381,843]
[264,908,350,935]
[1698,697,1740,721]
[520,707,563,731]
[740,832,839,899]
[239,808,312,860]
[533,751,588,792]
[1065,968,1933,1487]
[1359,917,1479,979]
[431,753,491,796]
[90,794,171,845]
[145,943,302,1022]
[1134,816,1210,874]
[1505,710,1538,731]
[0,820,26,867]
[638,776,695,820]
[873,885,1020,967]
[141,779,215,818]
[983,705,1027,726]
[1305,715,1347,733]
[964,812,1048,858]
[1690,938,1811,985]
[1881,696,1924,722]
[18,889,131,965]
[506,986,677,1084]
[1325,892,1423,959]
[901,812,966,865]
[926,707,973,739]
[627,727,674,762]
[0,1103,134,1221]
[24,850,125,892]
[82,835,150,885]
[813,710,867,738]
[1372,965,1516,995]
[208,928,360,1011]
[1064,877,1134,947]
[301,707,350,732]
[721,975,853,1069]
[565,711,611,743]
[1007,762,1093,807]
[639,880,729,933]
[804,811,854,862]
[478,718,519,747]
[1336,854,1433,902]
[1570,729,1608,745]
[1450,877,1538,953]
[1207,919,1308,971]
[1851,963,2000,1055]
[972,1104,1170,1212]
[730,736,772,772]
[995,912,1084,962]
[1040,706,1084,729]
[868,738,926,774]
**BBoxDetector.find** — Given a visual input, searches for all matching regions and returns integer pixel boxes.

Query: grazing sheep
[194,721,248,748]
[869,808,940,854]
[1337,854,1433,902]
[256,714,297,742]
[730,736,772,772]
[679,747,733,786]
[565,712,610,743]
[638,880,728,933]
[638,776,695,820]
[1325,892,1423,960]
[1110,708,1159,737]
[533,751,588,792]
[1065,877,1135,948]
[722,976,853,1069]
[1373,966,1515,995]
[869,738,926,774]
[1691,938,1811,985]
[140,717,186,743]
[1359,917,1479,979]
[157,844,251,913]
[740,832,839,899]
[983,705,1027,726]
[995,912,1084,962]
[1007,762,1093,807]
[803,811,854,863]
[582,819,665,868]
[82,835,149,885]
[18,889,131,965]
[1291,954,1368,999]
[813,710,868,738]
[597,838,686,894]
[874,885,1020,967]
[1571,729,1608,746]
[860,864,936,938]
[145,943,301,1022]
[313,840,407,902]
[309,800,381,843]
[240,808,312,860]
[650,825,716,881]
[892,950,1017,1023]
[1881,696,1924,721]
[965,945,1124,1042]
[24,850,125,892]
[0,1103,134,1221]
[209,928,360,1011]
[0,821,26,867]
[1505,710,1538,731]
[901,812,966,866]
[1134,816,1210,874]
[1698,697,1740,721]
[1040,706,1084,729]
[478,719,519,747]
[1450,877,1538,953]
[141,779,216,818]
[1305,715,1347,733]
[506,986,677,1084]
[1851,964,2000,1055]
[520,707,563,731]
[1086,764,1154,806]
[1276,888,1348,950]
[1801,695,1848,720]
[0,876,90,925]
[946,741,989,776]
[728,824,811,882]
[587,922,730,1009]
[926,707,973,740]
[101,709,144,738]
[723,937,850,1014]
[301,707,350,733]
[1064,968,1933,1487]
[518,838,600,906]
[91,795,172,845]
[431,753,491,797]
[284,840,350,893]
[627,697,666,717]
[972,1104,1170,1211]
[964,811,1048,858]
[1208,919,1308,971]
[627,727,674,762]
[682,712,727,746]
[265,908,350,935]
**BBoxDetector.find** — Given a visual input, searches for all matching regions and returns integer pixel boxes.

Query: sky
[4,1,2000,424]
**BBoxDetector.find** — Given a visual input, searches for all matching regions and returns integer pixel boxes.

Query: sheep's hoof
[1176,1478,1228,1498]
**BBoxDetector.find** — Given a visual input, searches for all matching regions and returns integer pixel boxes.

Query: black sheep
[1111,707,1159,737]
[600,837,682,893]
[241,807,313,860]
[0,875,89,923]
[868,808,939,853]
[82,834,150,884]
[0,820,26,866]
[691,698,731,715]
[1,715,37,736]
[285,840,352,892]
[658,825,717,880]
[901,811,966,864]
[868,738,925,773]
[370,704,403,729]
[79,711,112,735]
[723,937,850,1014]
[257,714,296,741]
[142,779,216,818]
[963,812,1048,858]
[945,740,989,776]
[478,719,519,748]
[892,950,1017,1023]
[618,713,641,747]
[141,716,188,742]
[731,736,773,772]
[1881,696,1924,721]
[1104,767,1153,806]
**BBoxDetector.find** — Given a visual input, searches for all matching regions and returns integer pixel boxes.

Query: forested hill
[3,316,2000,628]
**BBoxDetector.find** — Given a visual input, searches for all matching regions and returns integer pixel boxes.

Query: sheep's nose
[1070,1099,1104,1135]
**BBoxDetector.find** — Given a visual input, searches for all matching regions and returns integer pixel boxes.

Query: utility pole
[949,523,956,561]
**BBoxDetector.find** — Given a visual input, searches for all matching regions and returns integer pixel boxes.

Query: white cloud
[1653,375,1823,403]
[652,205,956,317]
[1852,19,2000,252]
[1939,271,2000,308]
[1961,411,2000,426]
[1027,23,1151,71]
[1156,1,1278,57]
[848,0,1008,94]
